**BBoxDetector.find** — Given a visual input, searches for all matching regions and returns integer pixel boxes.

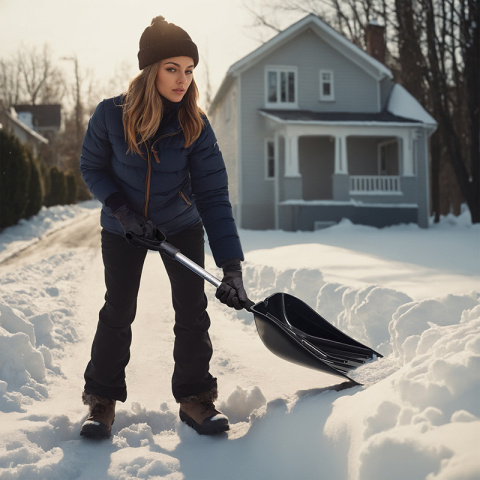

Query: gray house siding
[209,81,240,216]
[260,29,380,113]
[239,62,276,229]
[379,76,395,110]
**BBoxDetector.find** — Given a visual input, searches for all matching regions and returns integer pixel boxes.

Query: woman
[79,16,249,438]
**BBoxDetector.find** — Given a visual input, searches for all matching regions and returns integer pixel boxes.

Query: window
[378,140,399,175]
[319,70,334,101]
[266,67,297,107]
[266,139,275,179]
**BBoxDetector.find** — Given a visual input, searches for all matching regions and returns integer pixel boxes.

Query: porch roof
[259,109,423,125]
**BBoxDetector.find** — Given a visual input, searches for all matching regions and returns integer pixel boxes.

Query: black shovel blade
[251,293,382,383]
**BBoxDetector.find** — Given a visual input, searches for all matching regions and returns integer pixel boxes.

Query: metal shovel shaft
[173,252,222,288]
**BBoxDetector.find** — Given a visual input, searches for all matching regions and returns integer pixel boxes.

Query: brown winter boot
[179,388,229,435]
[80,392,116,439]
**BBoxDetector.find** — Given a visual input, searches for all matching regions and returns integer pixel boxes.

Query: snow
[0,200,479,480]
[387,84,437,127]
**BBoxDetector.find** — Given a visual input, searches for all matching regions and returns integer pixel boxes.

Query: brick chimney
[366,20,386,64]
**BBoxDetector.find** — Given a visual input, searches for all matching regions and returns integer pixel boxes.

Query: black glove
[112,204,155,239]
[125,225,167,250]
[215,259,253,311]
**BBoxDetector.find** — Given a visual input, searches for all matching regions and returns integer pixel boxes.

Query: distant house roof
[259,109,423,126]
[13,104,61,130]
[1,107,48,144]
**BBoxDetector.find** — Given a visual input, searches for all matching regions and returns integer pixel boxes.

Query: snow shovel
[127,230,382,384]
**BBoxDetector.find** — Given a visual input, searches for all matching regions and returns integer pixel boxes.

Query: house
[208,14,437,230]
[12,104,62,141]
[0,106,48,158]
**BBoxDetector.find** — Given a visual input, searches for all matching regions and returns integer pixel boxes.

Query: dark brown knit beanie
[137,16,199,70]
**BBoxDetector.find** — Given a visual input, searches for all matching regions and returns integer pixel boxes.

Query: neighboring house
[0,106,48,158]
[8,104,62,164]
[12,104,62,140]
[208,14,437,230]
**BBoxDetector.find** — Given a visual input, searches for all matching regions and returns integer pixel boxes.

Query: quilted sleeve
[80,100,120,204]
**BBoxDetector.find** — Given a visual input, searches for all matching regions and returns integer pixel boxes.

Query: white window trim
[265,138,275,180]
[265,65,298,109]
[319,69,335,102]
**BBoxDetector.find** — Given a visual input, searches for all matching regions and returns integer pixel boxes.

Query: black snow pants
[83,222,217,402]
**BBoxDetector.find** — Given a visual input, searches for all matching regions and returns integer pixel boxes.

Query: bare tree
[61,55,83,151]
[100,60,135,101]
[0,58,22,106]
[0,44,66,107]
[198,48,215,112]
[420,0,479,222]
[244,0,479,223]
[17,44,65,105]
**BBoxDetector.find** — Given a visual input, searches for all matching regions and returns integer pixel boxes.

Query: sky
[0,0,299,106]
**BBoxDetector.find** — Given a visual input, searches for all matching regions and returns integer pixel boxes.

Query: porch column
[401,132,415,176]
[274,133,281,229]
[285,135,301,177]
[334,135,348,174]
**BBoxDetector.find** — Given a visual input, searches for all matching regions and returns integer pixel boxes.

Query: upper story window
[319,70,334,101]
[266,66,298,108]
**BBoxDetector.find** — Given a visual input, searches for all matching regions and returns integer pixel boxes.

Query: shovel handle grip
[158,241,180,258]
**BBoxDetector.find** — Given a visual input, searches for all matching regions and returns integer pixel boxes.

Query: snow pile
[0,251,83,412]
[316,283,412,354]
[0,202,479,479]
[0,200,99,263]
[326,295,480,480]
[387,83,437,126]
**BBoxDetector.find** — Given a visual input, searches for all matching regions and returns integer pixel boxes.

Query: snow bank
[325,295,480,480]
[0,251,83,412]
[0,200,99,263]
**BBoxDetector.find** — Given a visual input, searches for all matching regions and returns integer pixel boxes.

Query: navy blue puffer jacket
[80,95,243,267]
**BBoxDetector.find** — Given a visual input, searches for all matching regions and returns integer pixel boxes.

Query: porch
[259,110,427,228]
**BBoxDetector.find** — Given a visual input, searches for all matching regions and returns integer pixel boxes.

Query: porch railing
[350,175,401,194]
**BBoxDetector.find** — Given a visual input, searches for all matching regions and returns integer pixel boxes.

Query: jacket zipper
[179,191,192,206]
[144,150,152,218]
[143,130,182,218]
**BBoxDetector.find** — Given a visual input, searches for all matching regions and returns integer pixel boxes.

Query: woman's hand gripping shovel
[127,226,382,386]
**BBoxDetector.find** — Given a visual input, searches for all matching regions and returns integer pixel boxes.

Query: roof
[387,84,436,127]
[13,104,61,129]
[210,14,392,112]
[2,108,49,144]
[259,109,424,125]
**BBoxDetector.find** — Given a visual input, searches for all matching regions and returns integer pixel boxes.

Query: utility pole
[61,55,82,151]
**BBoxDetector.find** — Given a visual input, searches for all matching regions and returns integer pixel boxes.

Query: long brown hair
[122,62,204,155]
